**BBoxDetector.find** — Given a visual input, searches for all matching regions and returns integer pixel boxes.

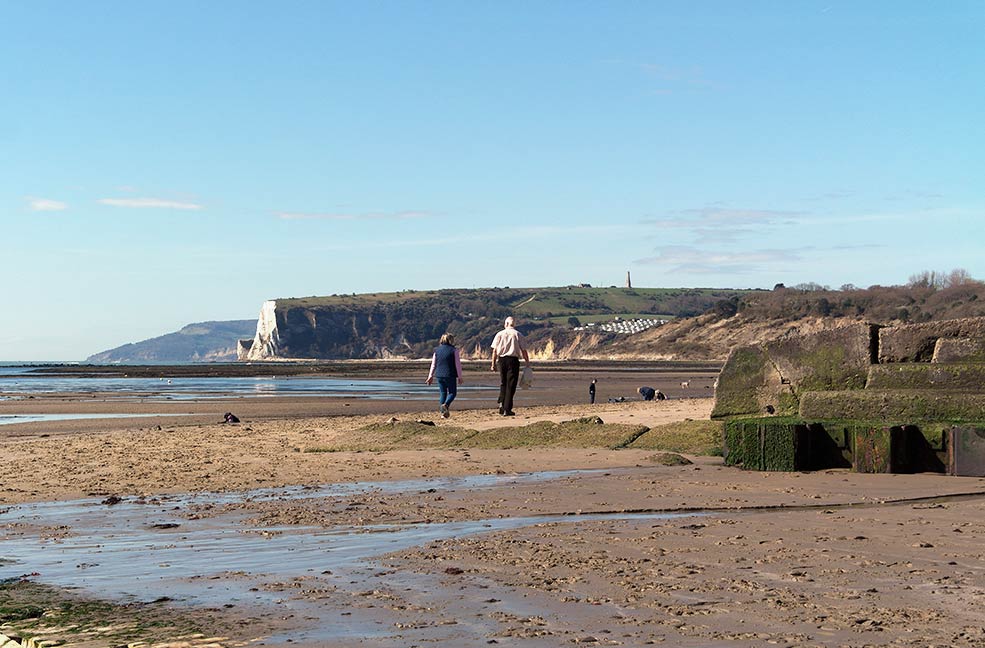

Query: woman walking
[426,333,463,418]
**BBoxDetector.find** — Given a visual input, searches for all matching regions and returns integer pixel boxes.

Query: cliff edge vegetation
[239,286,751,361]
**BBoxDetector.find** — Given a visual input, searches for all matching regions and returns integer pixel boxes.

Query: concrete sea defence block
[865,363,985,391]
[712,346,799,418]
[726,418,853,471]
[852,426,893,473]
[800,390,985,422]
[948,426,985,477]
[713,324,876,420]
[878,317,985,363]
[723,419,748,465]
[765,322,875,392]
[732,419,805,471]
[933,337,985,363]
[712,345,772,419]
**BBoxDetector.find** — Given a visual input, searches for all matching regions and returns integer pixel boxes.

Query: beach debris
[386,417,399,425]
[101,495,123,506]
[416,419,436,426]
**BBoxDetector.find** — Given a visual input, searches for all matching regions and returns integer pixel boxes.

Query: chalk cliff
[238,297,563,361]
[234,288,715,361]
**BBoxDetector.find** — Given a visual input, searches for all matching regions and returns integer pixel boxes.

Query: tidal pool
[0,471,701,644]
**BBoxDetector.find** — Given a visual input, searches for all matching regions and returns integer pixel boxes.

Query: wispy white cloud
[635,245,803,274]
[276,210,432,221]
[27,197,68,212]
[99,197,203,210]
[644,207,805,229]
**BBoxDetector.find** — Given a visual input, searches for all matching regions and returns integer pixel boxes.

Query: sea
[0,362,438,401]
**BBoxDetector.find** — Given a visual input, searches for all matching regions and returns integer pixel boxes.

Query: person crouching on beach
[426,333,463,418]
[490,316,530,416]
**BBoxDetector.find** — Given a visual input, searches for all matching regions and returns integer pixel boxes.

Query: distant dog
[680,380,690,389]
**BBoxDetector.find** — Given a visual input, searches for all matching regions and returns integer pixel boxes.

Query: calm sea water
[0,364,456,400]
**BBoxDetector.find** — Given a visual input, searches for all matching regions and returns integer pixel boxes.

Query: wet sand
[2,366,985,647]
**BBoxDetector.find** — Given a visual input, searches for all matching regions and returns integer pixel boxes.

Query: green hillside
[87,320,257,363]
[280,286,754,320]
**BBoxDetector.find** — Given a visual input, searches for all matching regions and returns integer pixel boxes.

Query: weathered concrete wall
[878,317,985,363]
[765,323,874,392]
[711,345,786,419]
[933,337,985,363]
[724,418,854,470]
[800,390,985,422]
[866,363,985,390]
[712,324,872,419]
[949,426,985,477]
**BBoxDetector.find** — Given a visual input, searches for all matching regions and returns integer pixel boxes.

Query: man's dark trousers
[498,356,520,414]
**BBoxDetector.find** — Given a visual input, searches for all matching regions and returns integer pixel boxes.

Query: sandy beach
[2,368,985,647]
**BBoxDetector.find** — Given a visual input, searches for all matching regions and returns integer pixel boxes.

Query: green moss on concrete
[800,390,985,422]
[712,345,769,419]
[722,416,971,473]
[794,346,867,391]
[723,419,746,465]
[776,392,800,416]
[765,421,800,471]
[765,323,873,394]
[866,363,985,391]
[741,423,763,470]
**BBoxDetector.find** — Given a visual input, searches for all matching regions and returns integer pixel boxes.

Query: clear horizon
[3,1,983,360]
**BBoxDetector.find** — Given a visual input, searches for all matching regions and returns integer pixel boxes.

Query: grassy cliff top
[276,286,757,319]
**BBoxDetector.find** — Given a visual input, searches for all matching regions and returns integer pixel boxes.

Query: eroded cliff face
[236,298,623,361]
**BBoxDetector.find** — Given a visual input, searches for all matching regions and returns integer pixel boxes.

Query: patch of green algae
[626,419,724,456]
[305,417,657,452]
[0,580,250,647]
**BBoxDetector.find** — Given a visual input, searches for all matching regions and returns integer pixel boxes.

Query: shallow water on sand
[0,366,494,401]
[0,413,194,426]
[0,470,699,642]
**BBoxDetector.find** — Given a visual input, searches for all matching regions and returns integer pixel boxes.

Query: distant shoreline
[22,359,722,378]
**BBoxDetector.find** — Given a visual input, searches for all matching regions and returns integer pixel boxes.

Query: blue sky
[2,1,983,360]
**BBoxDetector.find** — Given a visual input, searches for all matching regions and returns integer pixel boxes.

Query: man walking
[589,378,597,404]
[490,316,530,416]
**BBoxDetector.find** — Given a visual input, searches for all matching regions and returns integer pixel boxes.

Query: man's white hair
[505,316,515,327]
